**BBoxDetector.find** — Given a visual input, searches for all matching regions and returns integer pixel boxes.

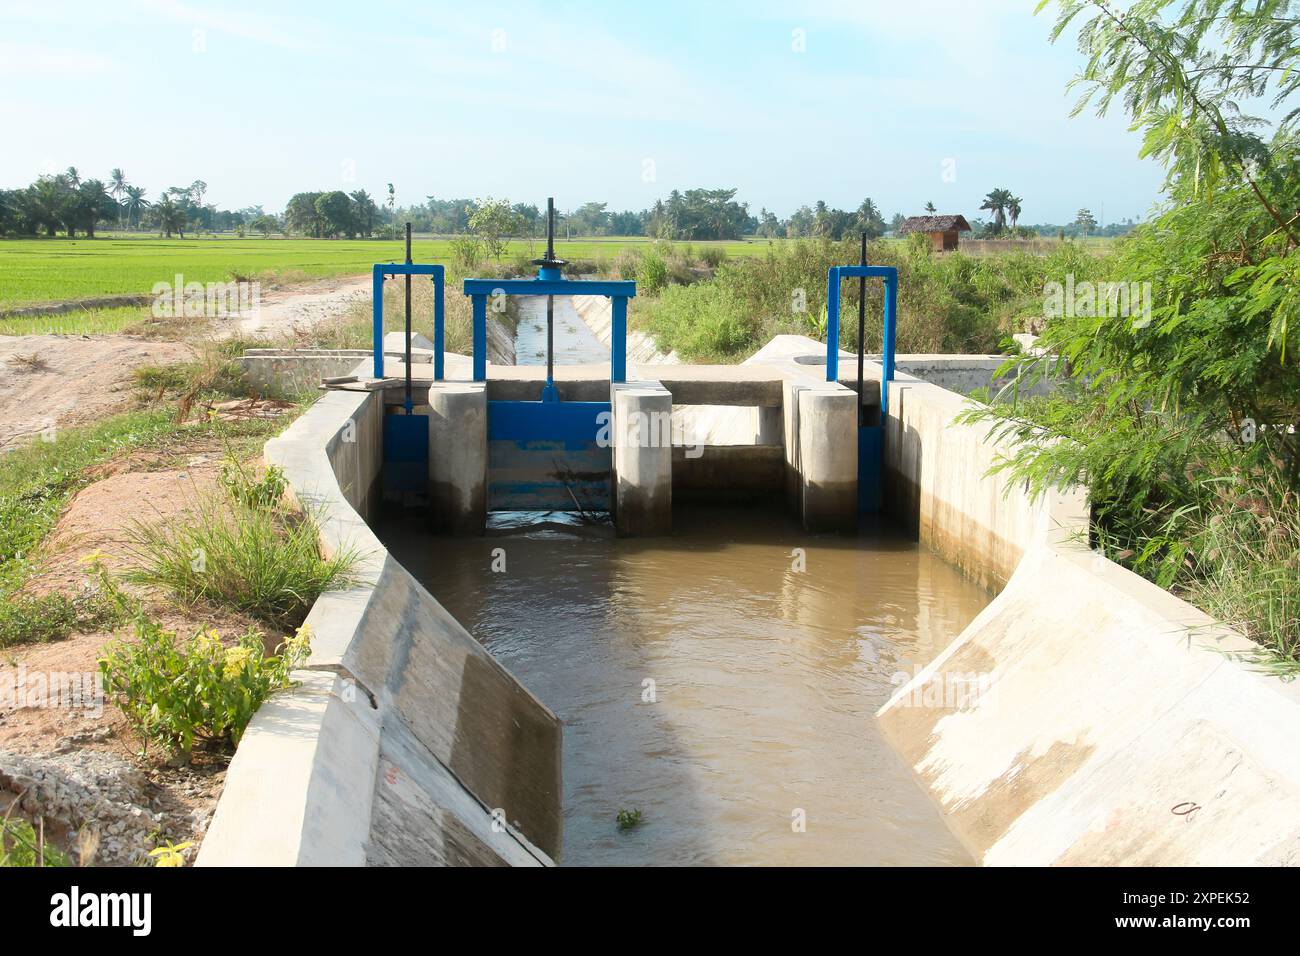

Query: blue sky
[0,0,1167,224]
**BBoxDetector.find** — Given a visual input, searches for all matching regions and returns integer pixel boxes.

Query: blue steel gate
[463,199,635,513]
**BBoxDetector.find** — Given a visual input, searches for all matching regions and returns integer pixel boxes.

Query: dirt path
[210,274,371,341]
[0,275,370,451]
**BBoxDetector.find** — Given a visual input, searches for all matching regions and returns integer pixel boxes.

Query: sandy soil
[0,433,291,865]
[0,336,194,449]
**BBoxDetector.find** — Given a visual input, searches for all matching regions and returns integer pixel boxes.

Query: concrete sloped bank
[877,375,1300,866]
[197,387,561,866]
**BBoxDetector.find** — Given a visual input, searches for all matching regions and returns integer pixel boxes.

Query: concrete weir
[200,316,1300,867]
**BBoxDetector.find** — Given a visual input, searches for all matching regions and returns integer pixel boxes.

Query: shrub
[700,246,726,269]
[0,817,68,867]
[450,234,481,268]
[640,252,668,295]
[100,617,310,754]
[613,248,642,281]
[666,256,697,286]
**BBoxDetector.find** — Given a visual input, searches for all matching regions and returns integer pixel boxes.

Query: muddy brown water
[381,507,990,866]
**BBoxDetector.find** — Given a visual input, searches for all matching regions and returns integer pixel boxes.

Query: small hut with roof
[897,214,972,252]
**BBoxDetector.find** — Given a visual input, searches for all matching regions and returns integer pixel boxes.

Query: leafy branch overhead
[1041,0,1300,245]
[960,0,1300,670]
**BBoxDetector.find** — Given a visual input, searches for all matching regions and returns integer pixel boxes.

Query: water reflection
[380,507,988,866]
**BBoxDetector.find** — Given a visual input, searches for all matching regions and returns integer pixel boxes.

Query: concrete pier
[611,380,673,536]
[426,382,487,535]
[783,381,859,533]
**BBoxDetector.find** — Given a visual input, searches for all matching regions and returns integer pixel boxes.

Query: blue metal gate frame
[463,264,635,512]
[462,276,636,386]
[371,262,446,382]
[826,263,898,513]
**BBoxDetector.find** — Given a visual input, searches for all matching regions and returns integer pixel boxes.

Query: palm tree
[65,166,81,188]
[123,185,149,230]
[77,179,116,238]
[979,188,1014,234]
[349,189,376,237]
[156,195,186,238]
[924,201,937,214]
[30,176,70,237]
[108,168,128,230]
[1007,195,1023,232]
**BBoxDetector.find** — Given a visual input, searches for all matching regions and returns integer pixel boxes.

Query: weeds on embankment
[134,340,256,415]
[96,549,313,756]
[1180,475,1300,675]
[100,618,310,756]
[629,235,1116,363]
[120,456,357,630]
[0,405,301,648]
[0,590,123,650]
[966,396,1300,677]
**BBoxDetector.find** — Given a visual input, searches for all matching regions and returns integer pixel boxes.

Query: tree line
[1,166,1132,242]
[0,168,274,239]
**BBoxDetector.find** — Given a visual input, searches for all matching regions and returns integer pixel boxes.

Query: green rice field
[0,234,771,310]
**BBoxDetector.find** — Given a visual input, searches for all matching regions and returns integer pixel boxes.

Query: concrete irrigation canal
[202,231,1300,867]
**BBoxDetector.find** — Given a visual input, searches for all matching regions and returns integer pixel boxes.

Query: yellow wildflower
[148,840,193,867]
[223,645,253,678]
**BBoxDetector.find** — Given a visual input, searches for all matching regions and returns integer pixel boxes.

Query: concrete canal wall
[197,387,561,867]
[875,371,1300,867]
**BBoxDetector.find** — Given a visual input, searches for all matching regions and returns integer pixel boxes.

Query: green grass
[0,235,773,310]
[121,479,357,630]
[0,403,304,647]
[0,305,150,336]
[0,589,123,649]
